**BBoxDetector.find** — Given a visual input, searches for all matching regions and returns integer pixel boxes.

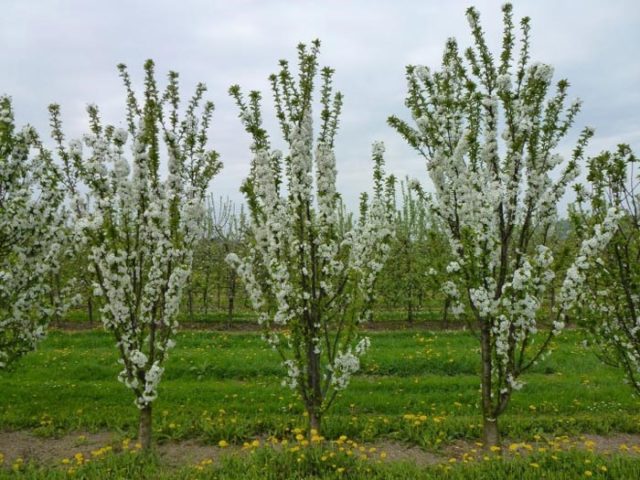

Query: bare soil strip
[1,430,639,470]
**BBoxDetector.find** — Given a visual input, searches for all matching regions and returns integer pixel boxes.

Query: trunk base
[138,405,152,450]
[309,412,321,435]
[483,417,500,450]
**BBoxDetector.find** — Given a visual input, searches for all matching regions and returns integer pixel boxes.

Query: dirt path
[1,430,639,470]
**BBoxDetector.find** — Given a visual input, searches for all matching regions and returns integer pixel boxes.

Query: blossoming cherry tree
[49,61,221,449]
[389,4,620,446]
[228,40,392,434]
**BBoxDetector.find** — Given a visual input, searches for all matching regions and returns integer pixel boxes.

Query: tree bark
[306,310,323,435]
[87,296,94,326]
[227,272,236,328]
[483,416,500,449]
[203,270,210,315]
[480,323,499,447]
[309,410,321,434]
[442,297,450,329]
[138,404,152,450]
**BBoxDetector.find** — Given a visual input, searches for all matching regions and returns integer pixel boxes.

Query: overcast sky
[2,0,639,211]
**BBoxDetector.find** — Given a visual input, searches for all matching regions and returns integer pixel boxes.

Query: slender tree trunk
[309,410,321,434]
[306,310,323,435]
[203,270,210,315]
[227,272,236,328]
[306,354,323,435]
[407,298,414,323]
[87,296,94,326]
[480,322,499,447]
[138,404,152,450]
[442,297,450,329]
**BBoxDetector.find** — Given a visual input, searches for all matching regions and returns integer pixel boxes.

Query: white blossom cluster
[328,337,371,391]
[0,96,67,369]
[558,207,623,317]
[50,63,220,409]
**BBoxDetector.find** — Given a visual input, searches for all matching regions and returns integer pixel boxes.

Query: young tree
[0,96,67,369]
[379,179,453,324]
[378,178,429,323]
[572,145,640,391]
[227,40,392,433]
[49,61,221,449]
[389,4,618,446]
[207,196,247,325]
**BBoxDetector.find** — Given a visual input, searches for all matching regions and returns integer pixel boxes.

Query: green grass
[1,329,639,445]
[3,447,640,479]
[2,328,640,477]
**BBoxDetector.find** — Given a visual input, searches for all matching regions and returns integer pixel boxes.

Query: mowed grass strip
[1,329,639,446]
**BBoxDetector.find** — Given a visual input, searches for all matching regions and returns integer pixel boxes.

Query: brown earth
[1,430,639,470]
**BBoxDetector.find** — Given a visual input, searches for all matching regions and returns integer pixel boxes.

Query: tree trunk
[138,404,152,450]
[227,272,236,328]
[203,270,210,315]
[309,410,321,435]
[87,296,94,326]
[483,416,500,449]
[442,297,450,329]
[306,311,323,435]
[480,323,499,447]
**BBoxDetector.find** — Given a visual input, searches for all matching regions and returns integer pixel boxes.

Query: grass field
[2,328,640,478]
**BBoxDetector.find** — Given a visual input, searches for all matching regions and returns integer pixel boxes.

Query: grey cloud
[1,0,638,211]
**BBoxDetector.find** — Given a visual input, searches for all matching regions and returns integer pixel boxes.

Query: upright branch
[227,40,392,434]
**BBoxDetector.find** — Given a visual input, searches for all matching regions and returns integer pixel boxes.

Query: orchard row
[0,3,637,452]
